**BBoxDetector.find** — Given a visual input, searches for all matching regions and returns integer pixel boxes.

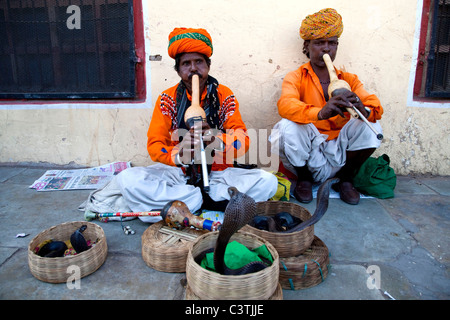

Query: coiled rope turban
[300,8,344,40]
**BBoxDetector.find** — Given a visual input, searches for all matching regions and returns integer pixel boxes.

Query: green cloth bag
[200,241,273,272]
[353,154,397,199]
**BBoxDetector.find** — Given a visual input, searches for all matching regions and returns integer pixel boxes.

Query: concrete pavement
[0,165,449,300]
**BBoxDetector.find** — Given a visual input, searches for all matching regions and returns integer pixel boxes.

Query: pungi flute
[84,210,161,221]
[322,53,383,140]
[183,74,210,192]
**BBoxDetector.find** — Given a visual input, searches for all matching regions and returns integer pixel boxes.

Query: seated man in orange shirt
[103,27,277,221]
[272,8,383,205]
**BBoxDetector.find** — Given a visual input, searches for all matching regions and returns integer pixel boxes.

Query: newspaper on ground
[29,161,131,191]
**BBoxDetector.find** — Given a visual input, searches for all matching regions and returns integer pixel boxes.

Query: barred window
[0,0,140,99]
[425,0,450,98]
[414,0,450,99]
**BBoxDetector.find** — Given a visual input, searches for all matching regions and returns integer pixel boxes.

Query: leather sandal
[294,180,313,203]
[333,181,360,205]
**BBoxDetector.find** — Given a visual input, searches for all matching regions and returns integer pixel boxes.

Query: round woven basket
[28,221,107,283]
[186,231,280,300]
[279,236,330,290]
[241,201,314,257]
[141,221,207,273]
[185,283,283,300]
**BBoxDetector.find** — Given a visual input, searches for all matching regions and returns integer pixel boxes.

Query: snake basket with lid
[242,178,337,257]
[279,236,330,290]
[28,221,107,283]
[185,231,280,300]
[141,221,207,273]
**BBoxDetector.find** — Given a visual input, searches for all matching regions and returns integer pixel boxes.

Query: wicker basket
[186,231,280,300]
[185,283,283,300]
[141,221,207,273]
[279,236,330,290]
[28,221,107,283]
[241,201,314,257]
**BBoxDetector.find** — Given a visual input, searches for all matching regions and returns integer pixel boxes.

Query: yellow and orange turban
[168,27,213,59]
[300,8,343,40]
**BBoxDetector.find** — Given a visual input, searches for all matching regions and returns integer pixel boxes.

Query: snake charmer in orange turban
[168,27,213,59]
[300,8,343,40]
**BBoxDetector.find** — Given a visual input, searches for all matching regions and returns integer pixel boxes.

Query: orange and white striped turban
[300,8,344,40]
[168,27,213,59]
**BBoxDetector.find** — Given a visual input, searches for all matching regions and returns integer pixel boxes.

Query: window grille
[0,0,136,99]
[426,0,450,98]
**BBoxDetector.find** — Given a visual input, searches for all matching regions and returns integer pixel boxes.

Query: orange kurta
[277,62,383,141]
[147,82,249,171]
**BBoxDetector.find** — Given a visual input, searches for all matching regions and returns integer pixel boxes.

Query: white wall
[1,0,449,175]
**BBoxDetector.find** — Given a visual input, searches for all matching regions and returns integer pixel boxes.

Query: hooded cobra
[195,187,269,275]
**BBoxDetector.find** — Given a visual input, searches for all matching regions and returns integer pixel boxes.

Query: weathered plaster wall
[0,108,150,166]
[1,0,449,175]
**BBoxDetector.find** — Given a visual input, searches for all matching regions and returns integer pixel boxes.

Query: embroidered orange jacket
[277,62,383,141]
[147,82,249,171]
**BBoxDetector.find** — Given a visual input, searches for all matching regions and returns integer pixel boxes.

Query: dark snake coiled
[198,178,337,274]
[70,225,89,253]
[254,177,338,233]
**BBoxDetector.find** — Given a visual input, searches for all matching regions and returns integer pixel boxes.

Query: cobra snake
[195,187,268,275]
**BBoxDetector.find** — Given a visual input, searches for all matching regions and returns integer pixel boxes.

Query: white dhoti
[270,118,382,183]
[81,163,277,223]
